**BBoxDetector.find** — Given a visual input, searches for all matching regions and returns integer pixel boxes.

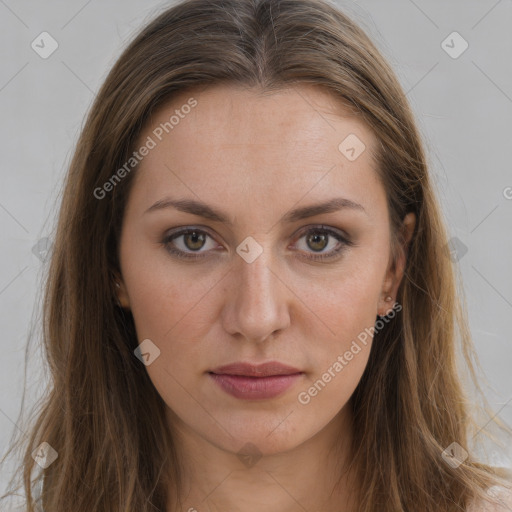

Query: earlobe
[112,273,131,309]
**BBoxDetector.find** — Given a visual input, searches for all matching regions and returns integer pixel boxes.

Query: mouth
[208,361,304,400]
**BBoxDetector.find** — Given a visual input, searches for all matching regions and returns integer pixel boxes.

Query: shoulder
[468,486,512,512]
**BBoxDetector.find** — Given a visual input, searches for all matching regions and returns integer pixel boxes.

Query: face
[116,84,414,456]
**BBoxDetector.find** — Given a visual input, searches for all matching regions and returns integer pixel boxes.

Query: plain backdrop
[1,0,511,498]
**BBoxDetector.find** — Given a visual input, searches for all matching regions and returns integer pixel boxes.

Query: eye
[161,225,353,261]
[162,227,219,260]
[291,225,353,261]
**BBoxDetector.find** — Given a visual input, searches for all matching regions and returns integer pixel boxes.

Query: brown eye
[183,231,206,251]
[306,232,329,252]
[293,226,353,261]
[162,228,218,260]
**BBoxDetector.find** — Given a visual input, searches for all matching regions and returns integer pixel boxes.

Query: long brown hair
[2,0,510,510]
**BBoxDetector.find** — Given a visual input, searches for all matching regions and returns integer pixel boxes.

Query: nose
[220,245,291,344]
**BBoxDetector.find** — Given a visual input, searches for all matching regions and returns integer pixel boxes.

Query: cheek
[295,286,377,418]
[304,247,388,344]
[295,246,388,402]
[120,243,227,401]
[122,256,215,415]
[121,239,220,340]
[301,296,374,398]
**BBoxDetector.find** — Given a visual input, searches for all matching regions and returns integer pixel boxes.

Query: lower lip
[208,372,303,400]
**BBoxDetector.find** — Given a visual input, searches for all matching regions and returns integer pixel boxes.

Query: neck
[166,405,359,512]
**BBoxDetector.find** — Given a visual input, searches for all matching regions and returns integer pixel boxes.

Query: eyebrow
[144,196,367,224]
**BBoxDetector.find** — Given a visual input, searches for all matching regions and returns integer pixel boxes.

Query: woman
[2,0,511,510]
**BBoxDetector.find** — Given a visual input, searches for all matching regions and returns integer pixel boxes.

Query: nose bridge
[224,238,290,341]
[238,247,275,301]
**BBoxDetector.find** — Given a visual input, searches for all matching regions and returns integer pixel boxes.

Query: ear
[378,212,416,316]
[112,271,131,309]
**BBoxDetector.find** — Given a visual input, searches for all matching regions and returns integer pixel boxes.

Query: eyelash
[161,225,354,262]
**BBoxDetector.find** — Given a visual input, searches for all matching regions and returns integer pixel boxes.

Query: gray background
[1,0,511,499]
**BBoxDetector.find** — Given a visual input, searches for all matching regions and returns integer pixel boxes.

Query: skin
[116,84,416,511]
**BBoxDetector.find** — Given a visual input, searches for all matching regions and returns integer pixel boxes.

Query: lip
[210,361,302,377]
[208,361,304,400]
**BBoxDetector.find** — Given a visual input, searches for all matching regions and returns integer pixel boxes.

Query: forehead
[143,83,374,153]
[129,84,384,222]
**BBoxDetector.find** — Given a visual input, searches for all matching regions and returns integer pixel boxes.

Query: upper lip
[209,361,302,377]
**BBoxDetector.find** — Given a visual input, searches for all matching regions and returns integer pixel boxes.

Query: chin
[209,414,313,457]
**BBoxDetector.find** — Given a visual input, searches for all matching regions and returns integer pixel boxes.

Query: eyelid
[290,224,351,244]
